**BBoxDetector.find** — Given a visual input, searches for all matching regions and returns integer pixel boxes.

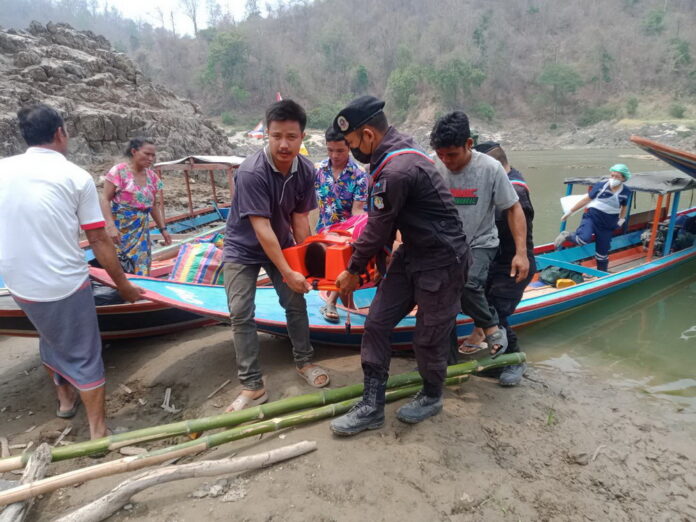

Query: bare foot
[463,327,485,347]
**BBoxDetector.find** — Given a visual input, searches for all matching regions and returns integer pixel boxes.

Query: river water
[509,148,696,411]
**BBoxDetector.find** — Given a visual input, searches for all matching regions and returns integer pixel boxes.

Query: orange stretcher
[282,230,378,291]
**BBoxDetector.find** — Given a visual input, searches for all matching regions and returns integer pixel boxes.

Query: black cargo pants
[485,258,536,354]
[361,252,467,397]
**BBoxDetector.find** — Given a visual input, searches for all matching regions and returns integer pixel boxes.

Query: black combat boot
[330,375,387,436]
[396,390,443,424]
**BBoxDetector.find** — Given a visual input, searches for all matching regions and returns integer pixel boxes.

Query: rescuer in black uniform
[329,96,471,436]
[473,141,536,386]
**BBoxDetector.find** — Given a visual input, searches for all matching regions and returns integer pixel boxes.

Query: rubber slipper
[225,391,269,412]
[296,364,330,388]
[56,396,81,419]
[458,341,488,355]
[319,304,340,324]
[486,328,509,359]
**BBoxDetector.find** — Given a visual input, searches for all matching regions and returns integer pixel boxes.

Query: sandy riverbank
[1,326,694,521]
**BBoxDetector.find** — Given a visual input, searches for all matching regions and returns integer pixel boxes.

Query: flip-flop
[56,396,81,419]
[486,328,509,359]
[226,391,269,412]
[458,341,488,355]
[296,364,330,388]
[319,304,340,323]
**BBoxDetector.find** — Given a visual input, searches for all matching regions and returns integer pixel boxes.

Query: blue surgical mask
[609,178,622,188]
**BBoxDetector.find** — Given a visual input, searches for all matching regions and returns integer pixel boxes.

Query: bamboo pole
[0,373,477,506]
[54,441,317,522]
[0,353,525,472]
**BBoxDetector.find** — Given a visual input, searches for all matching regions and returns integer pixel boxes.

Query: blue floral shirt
[314,159,368,231]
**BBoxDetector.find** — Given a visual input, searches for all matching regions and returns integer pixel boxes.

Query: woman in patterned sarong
[100,138,172,275]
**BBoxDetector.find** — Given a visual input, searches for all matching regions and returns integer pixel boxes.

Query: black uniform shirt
[347,127,469,274]
[494,167,535,266]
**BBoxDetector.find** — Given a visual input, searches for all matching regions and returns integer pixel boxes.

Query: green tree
[245,0,261,19]
[204,31,249,102]
[669,103,686,118]
[538,63,583,112]
[429,59,485,109]
[318,32,350,74]
[600,48,615,84]
[386,66,421,112]
[626,97,639,116]
[472,102,495,122]
[670,38,692,72]
[285,68,302,91]
[643,8,666,35]
[352,65,369,95]
[473,11,492,61]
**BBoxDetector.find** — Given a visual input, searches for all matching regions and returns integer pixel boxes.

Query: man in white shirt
[0,104,143,440]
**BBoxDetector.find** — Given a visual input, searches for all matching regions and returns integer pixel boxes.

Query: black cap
[333,95,386,135]
[474,141,501,154]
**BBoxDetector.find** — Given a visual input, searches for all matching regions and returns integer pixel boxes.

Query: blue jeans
[223,262,314,390]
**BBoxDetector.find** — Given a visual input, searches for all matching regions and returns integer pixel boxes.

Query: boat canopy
[630,135,696,180]
[564,170,696,194]
[153,155,245,215]
[155,155,245,169]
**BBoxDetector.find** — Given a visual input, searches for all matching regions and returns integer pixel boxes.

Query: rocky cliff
[0,22,233,170]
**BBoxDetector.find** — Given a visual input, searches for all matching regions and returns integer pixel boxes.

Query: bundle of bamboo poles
[0,353,525,474]
[0,374,474,506]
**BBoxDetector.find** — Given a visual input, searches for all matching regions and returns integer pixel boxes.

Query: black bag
[539,266,584,285]
[88,252,136,274]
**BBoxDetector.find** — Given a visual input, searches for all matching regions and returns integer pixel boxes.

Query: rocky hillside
[0,22,233,170]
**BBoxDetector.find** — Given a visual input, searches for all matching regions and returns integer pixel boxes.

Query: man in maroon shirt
[222,100,330,412]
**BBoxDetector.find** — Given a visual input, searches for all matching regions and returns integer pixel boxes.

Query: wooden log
[0,444,51,522]
[54,441,317,522]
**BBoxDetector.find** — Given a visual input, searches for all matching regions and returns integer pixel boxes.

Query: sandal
[296,364,330,388]
[56,396,81,419]
[486,328,508,359]
[225,391,269,412]
[458,341,488,355]
[319,303,340,324]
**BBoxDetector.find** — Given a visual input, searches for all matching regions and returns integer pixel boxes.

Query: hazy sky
[109,0,258,35]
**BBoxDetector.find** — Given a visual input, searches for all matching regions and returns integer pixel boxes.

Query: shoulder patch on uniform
[373,195,385,209]
[373,179,387,195]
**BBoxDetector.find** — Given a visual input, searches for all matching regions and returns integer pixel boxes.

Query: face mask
[609,178,622,188]
[350,132,372,164]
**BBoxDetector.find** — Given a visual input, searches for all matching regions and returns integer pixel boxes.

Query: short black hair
[358,111,388,134]
[125,137,155,157]
[325,127,346,143]
[265,99,307,132]
[17,104,64,146]
[429,111,471,150]
[485,146,508,167]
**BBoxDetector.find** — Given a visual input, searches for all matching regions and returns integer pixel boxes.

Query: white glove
[561,211,572,222]
[617,218,626,227]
